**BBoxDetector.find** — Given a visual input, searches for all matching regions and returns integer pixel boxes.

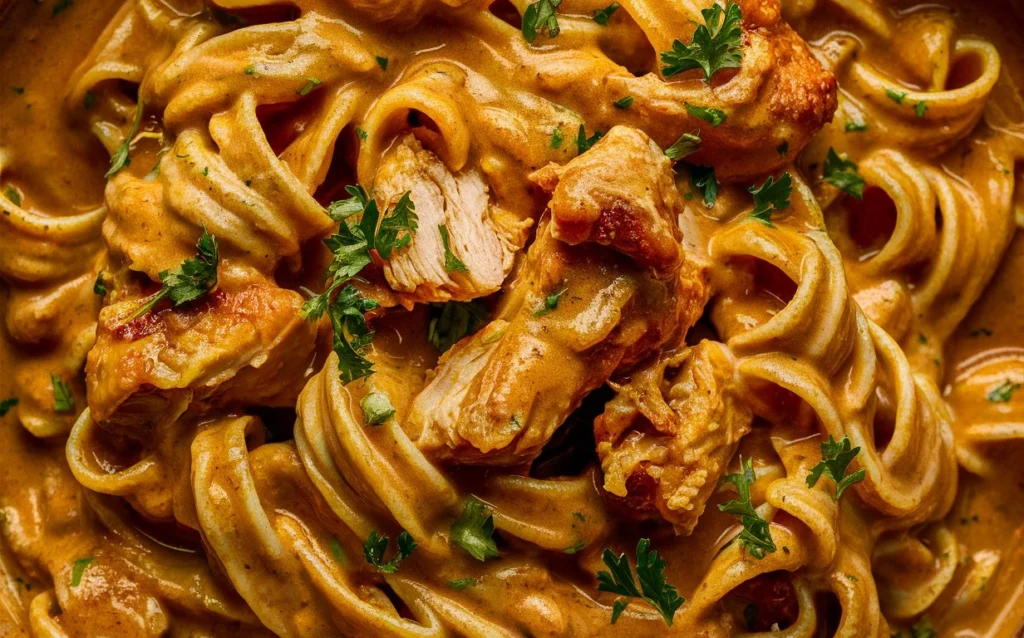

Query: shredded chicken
[595,341,753,533]
[530,126,685,278]
[405,127,710,466]
[86,284,316,432]
[373,134,529,305]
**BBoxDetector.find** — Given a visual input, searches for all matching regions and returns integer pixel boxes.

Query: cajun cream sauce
[0,0,1022,636]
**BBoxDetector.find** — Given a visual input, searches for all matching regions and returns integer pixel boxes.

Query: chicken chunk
[595,341,752,533]
[406,127,710,465]
[86,283,316,432]
[373,135,529,305]
[530,126,685,278]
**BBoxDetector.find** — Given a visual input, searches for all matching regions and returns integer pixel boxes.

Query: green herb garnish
[597,539,684,626]
[805,435,866,500]
[718,458,776,559]
[661,2,743,82]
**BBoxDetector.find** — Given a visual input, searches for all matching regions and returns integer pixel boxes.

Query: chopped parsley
[564,540,585,554]
[303,187,417,384]
[688,164,718,208]
[575,125,605,154]
[363,530,416,574]
[439,224,468,273]
[522,0,562,43]
[297,77,321,96]
[885,88,907,104]
[329,538,346,563]
[597,539,684,626]
[105,99,144,178]
[893,616,937,638]
[661,2,743,82]
[93,271,107,297]
[376,56,389,71]
[593,3,620,26]
[51,374,74,414]
[915,101,928,118]
[550,127,564,149]
[4,186,20,206]
[805,435,866,500]
[823,148,865,199]
[0,397,17,417]
[355,126,368,141]
[129,225,219,319]
[845,120,868,132]
[718,458,776,559]
[70,557,93,587]
[987,380,1020,403]
[451,499,499,561]
[664,132,701,161]
[428,300,489,353]
[685,103,727,127]
[447,578,477,591]
[613,95,633,109]
[534,287,567,317]
[748,172,792,227]
[360,392,396,426]
[83,91,95,110]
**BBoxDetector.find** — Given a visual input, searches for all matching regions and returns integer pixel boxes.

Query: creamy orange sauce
[0,0,1022,636]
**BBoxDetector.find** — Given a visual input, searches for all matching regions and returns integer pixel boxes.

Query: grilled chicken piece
[530,126,685,278]
[406,127,710,465]
[595,341,752,533]
[86,283,316,431]
[373,134,529,305]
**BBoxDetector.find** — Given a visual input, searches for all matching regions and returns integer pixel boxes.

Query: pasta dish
[1,0,1022,635]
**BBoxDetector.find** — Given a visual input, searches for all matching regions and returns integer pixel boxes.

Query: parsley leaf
[363,530,416,574]
[51,374,75,414]
[355,126,368,141]
[597,539,684,626]
[661,2,743,82]
[243,64,256,76]
[360,392,395,426]
[303,187,417,384]
[451,499,499,561]
[0,397,18,417]
[105,99,144,178]
[93,271,107,297]
[4,186,20,206]
[885,88,907,104]
[376,56,389,71]
[613,95,633,109]
[328,538,346,563]
[575,125,605,154]
[685,103,727,127]
[593,2,620,26]
[448,578,477,591]
[70,557,93,587]
[564,540,585,554]
[297,77,321,96]
[688,164,718,208]
[845,120,868,132]
[550,127,564,149]
[130,225,219,319]
[664,132,701,161]
[534,287,567,317]
[914,101,928,118]
[987,380,1020,403]
[718,458,776,559]
[439,224,468,273]
[748,172,792,227]
[823,148,865,199]
[522,0,562,43]
[428,301,489,352]
[328,285,379,384]
[805,435,866,500]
